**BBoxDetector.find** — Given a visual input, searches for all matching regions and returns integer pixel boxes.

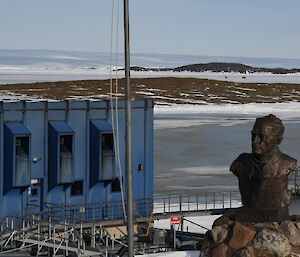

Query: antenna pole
[124,0,134,256]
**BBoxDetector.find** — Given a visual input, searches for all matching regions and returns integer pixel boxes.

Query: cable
[109,0,127,221]
[183,218,210,231]
[113,0,127,221]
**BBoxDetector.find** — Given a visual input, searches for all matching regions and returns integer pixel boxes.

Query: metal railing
[0,168,298,255]
[1,167,299,235]
[0,191,242,235]
[153,191,241,215]
[288,167,300,196]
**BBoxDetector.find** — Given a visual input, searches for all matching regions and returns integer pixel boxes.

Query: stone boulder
[209,225,228,245]
[212,243,228,257]
[229,222,256,251]
[253,228,291,257]
[235,247,255,257]
[281,220,300,247]
[200,215,300,257]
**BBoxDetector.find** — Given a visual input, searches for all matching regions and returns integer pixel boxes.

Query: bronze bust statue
[230,114,297,222]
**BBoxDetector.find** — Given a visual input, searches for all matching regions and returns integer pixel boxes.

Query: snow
[141,250,200,257]
[0,90,47,101]
[1,68,300,85]
[146,88,167,92]
[154,102,300,120]
[143,213,213,256]
[174,166,229,175]
[154,215,220,234]
[153,102,300,130]
[136,91,156,96]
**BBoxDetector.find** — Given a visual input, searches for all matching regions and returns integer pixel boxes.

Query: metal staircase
[0,196,155,257]
[0,209,132,257]
[0,214,100,256]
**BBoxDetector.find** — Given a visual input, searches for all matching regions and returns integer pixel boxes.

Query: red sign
[170,216,182,225]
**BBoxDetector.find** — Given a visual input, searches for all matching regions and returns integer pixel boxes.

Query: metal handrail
[0,191,243,235]
[4,180,299,234]
[1,167,299,235]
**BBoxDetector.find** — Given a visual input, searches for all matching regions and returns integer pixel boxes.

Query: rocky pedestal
[201,215,300,257]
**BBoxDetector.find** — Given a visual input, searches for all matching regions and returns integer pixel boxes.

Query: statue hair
[254,114,284,138]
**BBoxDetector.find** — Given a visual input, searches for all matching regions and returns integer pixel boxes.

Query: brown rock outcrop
[229,222,256,251]
[212,243,228,257]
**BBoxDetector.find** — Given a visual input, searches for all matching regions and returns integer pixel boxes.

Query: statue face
[251,123,279,160]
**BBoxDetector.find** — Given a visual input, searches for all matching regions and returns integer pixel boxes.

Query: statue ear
[277,136,282,145]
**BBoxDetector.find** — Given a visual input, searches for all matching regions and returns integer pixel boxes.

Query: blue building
[0,99,153,219]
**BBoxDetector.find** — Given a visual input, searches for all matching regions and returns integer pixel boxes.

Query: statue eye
[260,134,267,141]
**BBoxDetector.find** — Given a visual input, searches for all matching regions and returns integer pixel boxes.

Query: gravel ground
[1,77,300,104]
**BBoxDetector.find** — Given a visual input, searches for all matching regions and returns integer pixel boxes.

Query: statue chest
[239,168,289,208]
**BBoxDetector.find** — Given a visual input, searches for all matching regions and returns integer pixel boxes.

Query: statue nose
[253,135,260,144]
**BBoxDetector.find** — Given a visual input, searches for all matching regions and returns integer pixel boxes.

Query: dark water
[154,113,300,195]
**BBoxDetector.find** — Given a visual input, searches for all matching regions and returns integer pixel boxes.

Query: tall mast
[123,0,134,256]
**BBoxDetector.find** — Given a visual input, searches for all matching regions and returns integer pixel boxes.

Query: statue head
[251,114,284,161]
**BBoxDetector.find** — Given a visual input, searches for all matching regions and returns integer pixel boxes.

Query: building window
[16,137,30,156]
[15,136,31,188]
[71,181,83,196]
[4,123,31,194]
[111,178,121,192]
[48,121,74,191]
[60,135,73,153]
[101,133,115,180]
[102,133,114,152]
[90,121,115,186]
[59,135,73,184]
[31,188,38,196]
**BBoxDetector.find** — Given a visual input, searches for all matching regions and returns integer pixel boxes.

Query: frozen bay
[154,103,300,195]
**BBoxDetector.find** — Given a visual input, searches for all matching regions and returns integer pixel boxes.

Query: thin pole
[124,0,134,256]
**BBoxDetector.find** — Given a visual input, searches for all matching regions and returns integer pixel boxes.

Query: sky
[1,0,300,59]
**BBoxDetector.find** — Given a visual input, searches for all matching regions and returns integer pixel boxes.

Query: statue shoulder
[270,150,297,176]
[230,153,252,176]
[280,152,297,174]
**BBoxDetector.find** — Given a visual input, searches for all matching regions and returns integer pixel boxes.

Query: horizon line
[1,48,300,62]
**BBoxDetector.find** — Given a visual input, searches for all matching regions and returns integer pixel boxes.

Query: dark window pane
[60,135,73,153]
[16,137,29,156]
[111,178,121,192]
[71,181,83,196]
[102,133,114,151]
[31,188,38,196]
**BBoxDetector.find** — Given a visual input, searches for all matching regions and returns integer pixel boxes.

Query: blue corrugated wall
[0,99,153,219]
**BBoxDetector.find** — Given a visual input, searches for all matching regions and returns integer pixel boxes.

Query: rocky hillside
[127,62,300,74]
[1,77,300,105]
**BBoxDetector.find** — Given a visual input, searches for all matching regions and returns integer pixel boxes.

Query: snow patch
[154,102,300,121]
